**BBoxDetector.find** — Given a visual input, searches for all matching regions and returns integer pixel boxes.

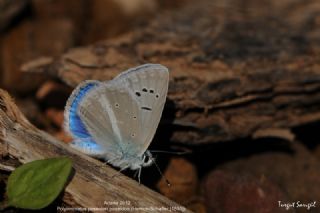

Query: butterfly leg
[137,167,142,184]
[111,165,130,178]
[133,169,139,179]
[107,156,120,165]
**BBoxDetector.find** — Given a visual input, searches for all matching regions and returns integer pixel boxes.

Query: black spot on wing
[141,106,152,111]
[135,91,141,97]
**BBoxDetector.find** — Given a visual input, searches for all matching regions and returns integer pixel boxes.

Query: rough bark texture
[0,89,191,212]
[23,0,320,145]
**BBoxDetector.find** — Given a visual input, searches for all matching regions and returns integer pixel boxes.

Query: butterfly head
[142,151,153,167]
[125,151,153,170]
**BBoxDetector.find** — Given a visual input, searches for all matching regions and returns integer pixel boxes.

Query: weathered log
[0,89,191,212]
[22,0,320,145]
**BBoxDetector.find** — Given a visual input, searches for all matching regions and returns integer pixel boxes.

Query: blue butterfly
[64,64,169,181]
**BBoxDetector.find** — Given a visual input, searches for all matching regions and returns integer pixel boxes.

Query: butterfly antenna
[151,158,171,187]
[150,150,191,155]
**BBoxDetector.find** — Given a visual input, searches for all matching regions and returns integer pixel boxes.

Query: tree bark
[21,0,320,145]
[0,89,191,212]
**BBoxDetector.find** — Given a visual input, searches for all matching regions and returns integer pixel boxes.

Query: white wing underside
[77,64,169,160]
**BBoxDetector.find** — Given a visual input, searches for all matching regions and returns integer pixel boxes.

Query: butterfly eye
[144,154,151,163]
[131,133,136,138]
[133,116,137,120]
[115,103,120,108]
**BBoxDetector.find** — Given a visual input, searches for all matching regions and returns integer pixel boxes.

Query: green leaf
[6,157,72,210]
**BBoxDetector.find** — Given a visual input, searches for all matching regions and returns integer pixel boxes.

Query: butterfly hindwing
[64,80,100,139]
[64,80,112,157]
[70,138,109,157]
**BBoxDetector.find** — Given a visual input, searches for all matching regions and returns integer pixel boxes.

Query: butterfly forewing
[98,83,141,154]
[112,64,169,156]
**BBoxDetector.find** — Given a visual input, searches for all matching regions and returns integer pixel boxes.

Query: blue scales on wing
[64,80,109,157]
[66,81,99,138]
